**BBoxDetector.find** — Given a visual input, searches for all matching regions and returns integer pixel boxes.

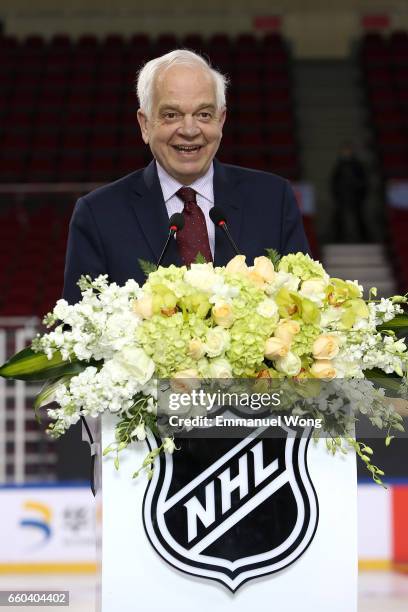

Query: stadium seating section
[388,206,408,292]
[361,31,408,292]
[0,32,300,182]
[0,32,316,316]
[361,31,408,180]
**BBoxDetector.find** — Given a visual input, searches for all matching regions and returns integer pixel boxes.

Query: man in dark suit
[61,49,309,479]
[63,49,308,305]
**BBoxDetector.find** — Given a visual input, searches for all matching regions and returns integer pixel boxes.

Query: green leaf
[138,258,157,277]
[33,376,72,422]
[378,313,408,335]
[265,248,281,269]
[364,369,404,395]
[193,252,206,264]
[0,347,93,381]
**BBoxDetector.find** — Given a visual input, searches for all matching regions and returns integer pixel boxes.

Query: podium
[94,412,357,612]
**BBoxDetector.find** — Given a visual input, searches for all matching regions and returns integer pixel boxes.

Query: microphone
[209,206,240,255]
[157,213,185,268]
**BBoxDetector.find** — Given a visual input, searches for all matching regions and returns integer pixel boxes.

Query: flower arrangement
[0,251,407,483]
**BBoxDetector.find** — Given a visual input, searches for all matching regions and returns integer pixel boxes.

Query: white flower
[163,437,176,454]
[112,347,155,385]
[275,351,302,376]
[320,306,343,329]
[206,358,233,378]
[205,327,230,357]
[299,277,329,306]
[265,271,300,295]
[132,423,146,441]
[184,263,218,293]
[256,298,279,321]
[332,358,363,378]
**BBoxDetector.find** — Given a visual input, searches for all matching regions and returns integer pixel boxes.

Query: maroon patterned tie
[176,187,213,265]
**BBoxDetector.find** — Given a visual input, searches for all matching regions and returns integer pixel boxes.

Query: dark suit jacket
[63,159,309,304]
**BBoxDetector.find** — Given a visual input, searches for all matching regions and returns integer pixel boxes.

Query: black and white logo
[143,423,319,591]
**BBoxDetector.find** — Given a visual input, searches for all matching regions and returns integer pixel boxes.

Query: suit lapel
[129,159,243,268]
[129,160,182,266]
[213,159,245,266]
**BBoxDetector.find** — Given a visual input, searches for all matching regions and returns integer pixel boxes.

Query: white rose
[256,298,279,321]
[184,263,217,293]
[264,337,289,359]
[253,256,276,282]
[299,278,329,305]
[275,351,302,376]
[207,358,233,379]
[113,347,155,384]
[205,327,230,357]
[266,271,300,295]
[320,306,343,328]
[212,302,234,328]
[225,255,249,275]
[132,294,153,319]
[188,338,206,360]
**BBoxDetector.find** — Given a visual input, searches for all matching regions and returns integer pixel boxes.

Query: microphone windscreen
[209,206,227,226]
[169,212,185,231]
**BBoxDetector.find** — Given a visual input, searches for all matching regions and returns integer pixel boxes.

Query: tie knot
[177,187,197,207]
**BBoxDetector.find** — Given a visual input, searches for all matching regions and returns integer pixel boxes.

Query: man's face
[137,64,226,185]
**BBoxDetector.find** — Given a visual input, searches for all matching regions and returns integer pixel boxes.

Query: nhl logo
[143,423,319,591]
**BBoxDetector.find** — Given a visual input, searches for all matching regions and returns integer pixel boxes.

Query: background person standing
[330,142,369,242]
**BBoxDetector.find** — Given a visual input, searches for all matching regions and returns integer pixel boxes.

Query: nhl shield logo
[143,424,319,591]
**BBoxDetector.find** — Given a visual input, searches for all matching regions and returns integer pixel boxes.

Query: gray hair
[136,49,228,117]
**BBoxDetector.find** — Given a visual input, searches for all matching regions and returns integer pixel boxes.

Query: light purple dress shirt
[156,161,215,257]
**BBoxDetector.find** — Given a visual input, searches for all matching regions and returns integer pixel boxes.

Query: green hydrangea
[145,265,187,298]
[137,312,195,377]
[291,323,320,358]
[226,275,266,319]
[278,253,326,281]
[227,313,276,376]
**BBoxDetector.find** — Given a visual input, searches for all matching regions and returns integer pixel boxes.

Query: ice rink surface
[0,571,407,611]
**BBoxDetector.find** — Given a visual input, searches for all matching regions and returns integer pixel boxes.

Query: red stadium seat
[182,34,205,51]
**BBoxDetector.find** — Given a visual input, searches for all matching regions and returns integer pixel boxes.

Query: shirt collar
[156,161,214,204]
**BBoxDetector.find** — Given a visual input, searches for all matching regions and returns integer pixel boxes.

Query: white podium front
[95,413,357,612]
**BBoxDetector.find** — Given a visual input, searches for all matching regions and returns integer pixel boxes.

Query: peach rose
[212,302,234,328]
[132,295,153,319]
[253,256,276,282]
[225,255,249,275]
[171,369,200,393]
[310,360,337,379]
[312,334,340,360]
[274,319,301,344]
[187,339,206,360]
[264,337,290,359]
